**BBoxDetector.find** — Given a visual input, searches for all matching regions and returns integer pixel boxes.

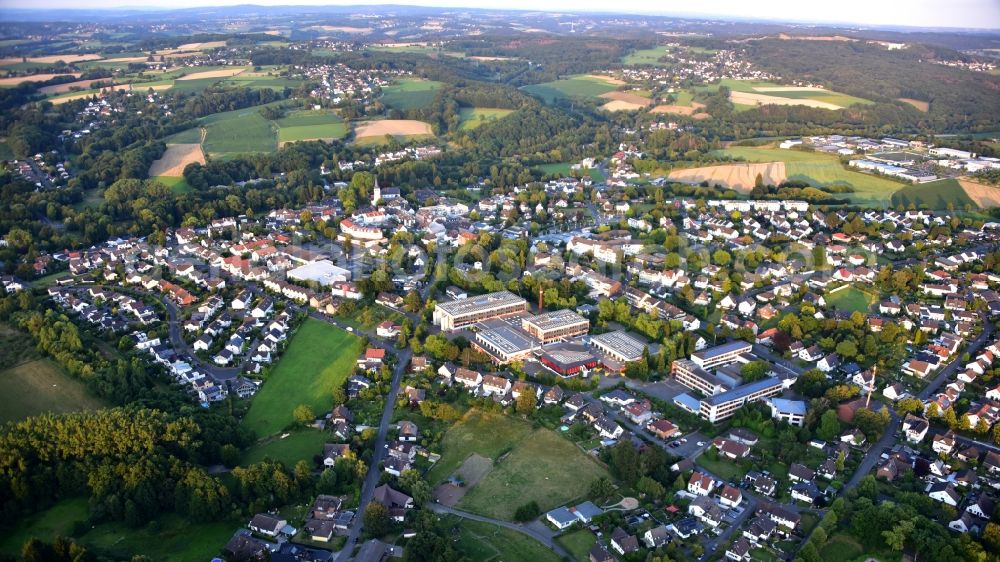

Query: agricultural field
[275,109,348,144]
[0,358,108,425]
[599,90,651,111]
[153,175,192,194]
[148,143,205,177]
[80,514,238,562]
[353,119,434,144]
[716,146,915,206]
[825,286,877,315]
[458,426,610,520]
[890,179,974,210]
[0,72,79,87]
[200,105,278,156]
[379,78,444,110]
[521,74,619,104]
[668,161,786,192]
[242,318,362,438]
[240,429,329,467]
[426,409,532,484]
[700,80,872,111]
[442,515,562,562]
[457,107,514,130]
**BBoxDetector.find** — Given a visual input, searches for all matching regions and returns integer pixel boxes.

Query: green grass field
[81,514,238,562]
[557,529,597,562]
[275,109,348,143]
[715,146,909,206]
[890,179,974,210]
[152,175,192,194]
[0,140,13,160]
[822,533,865,562]
[162,127,202,144]
[696,453,747,482]
[537,162,605,182]
[458,427,610,520]
[241,428,329,467]
[426,410,532,484]
[622,47,671,66]
[380,78,444,110]
[521,75,618,104]
[700,79,873,109]
[458,107,514,131]
[0,497,89,555]
[825,286,877,314]
[0,359,108,425]
[200,105,278,156]
[444,516,562,562]
[242,319,362,438]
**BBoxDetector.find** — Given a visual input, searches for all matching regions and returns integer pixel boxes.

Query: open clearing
[669,162,787,192]
[651,100,706,116]
[825,286,877,314]
[458,107,513,130]
[148,143,205,177]
[0,359,107,424]
[177,68,244,80]
[153,175,192,194]
[457,423,610,520]
[276,109,348,144]
[558,529,598,562]
[39,77,113,94]
[958,178,1000,208]
[442,515,562,562]
[426,410,532,484]
[0,497,90,555]
[433,453,493,506]
[354,119,433,140]
[716,146,917,206]
[622,47,670,65]
[0,72,79,87]
[0,54,101,65]
[897,98,930,112]
[380,78,444,110]
[242,318,362,438]
[241,428,329,467]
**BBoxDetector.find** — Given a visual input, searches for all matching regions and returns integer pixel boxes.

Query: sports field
[0,359,108,424]
[825,286,877,314]
[521,75,619,104]
[380,78,444,110]
[716,146,909,206]
[457,107,514,130]
[200,105,278,156]
[276,109,348,144]
[242,318,363,438]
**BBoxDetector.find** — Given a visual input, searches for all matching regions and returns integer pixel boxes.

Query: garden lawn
[0,359,108,424]
[458,427,611,520]
[380,78,444,110]
[715,146,909,206]
[425,409,532,484]
[822,532,865,562]
[241,428,330,467]
[276,109,348,143]
[242,319,362,438]
[458,107,513,130]
[695,453,746,482]
[444,516,562,562]
[825,286,877,315]
[557,529,597,562]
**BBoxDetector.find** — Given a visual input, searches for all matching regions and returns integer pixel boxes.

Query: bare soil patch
[433,453,493,506]
[354,119,433,138]
[668,162,787,193]
[176,41,227,50]
[0,73,79,87]
[601,100,644,111]
[148,144,206,177]
[898,98,929,112]
[177,68,245,81]
[586,74,625,85]
[959,178,1000,208]
[102,56,149,63]
[730,90,842,110]
[651,101,707,116]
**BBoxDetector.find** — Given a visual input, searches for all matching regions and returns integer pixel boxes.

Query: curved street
[428,504,572,559]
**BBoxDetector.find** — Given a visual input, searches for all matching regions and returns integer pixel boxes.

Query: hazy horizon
[2,0,1000,31]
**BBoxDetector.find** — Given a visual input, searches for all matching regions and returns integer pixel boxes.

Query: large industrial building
[690,341,752,370]
[286,259,351,286]
[473,325,537,364]
[521,309,590,343]
[432,291,529,331]
[537,342,600,377]
[589,330,646,363]
[671,359,730,396]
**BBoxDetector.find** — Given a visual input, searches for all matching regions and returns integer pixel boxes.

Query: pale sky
[4,0,1000,30]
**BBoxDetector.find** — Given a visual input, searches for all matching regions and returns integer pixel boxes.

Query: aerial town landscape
[1,2,1000,562]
